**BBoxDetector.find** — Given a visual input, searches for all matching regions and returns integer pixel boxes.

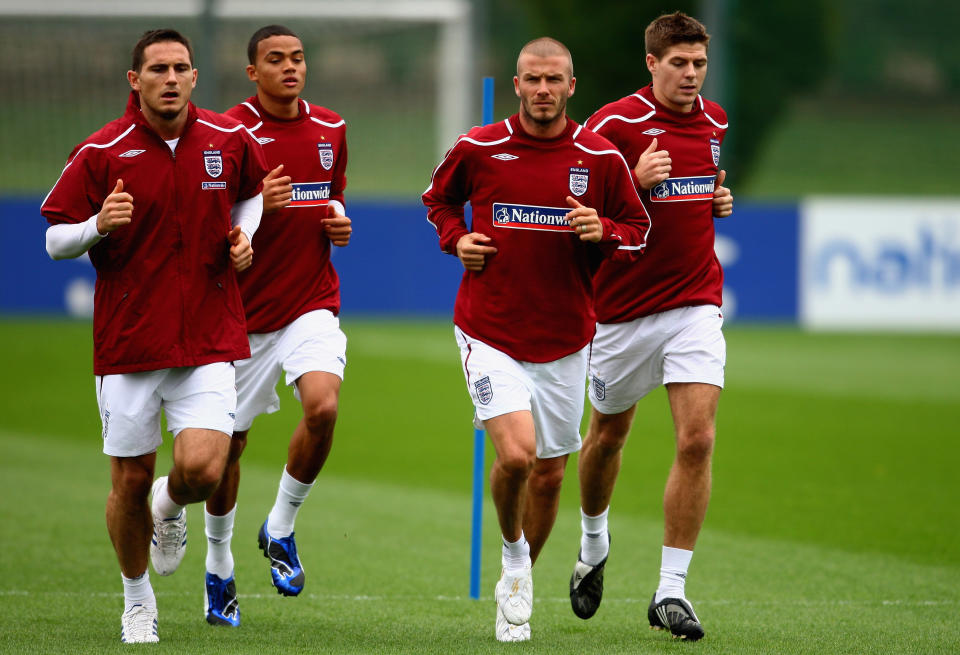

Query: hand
[228,225,253,272]
[633,137,671,190]
[261,164,293,213]
[96,179,134,234]
[456,232,498,272]
[565,196,603,242]
[322,204,352,247]
[712,169,733,218]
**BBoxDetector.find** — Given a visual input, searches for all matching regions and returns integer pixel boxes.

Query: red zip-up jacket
[41,91,269,375]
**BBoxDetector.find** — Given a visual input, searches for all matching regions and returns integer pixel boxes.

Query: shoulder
[195,107,248,134]
[67,116,138,165]
[223,100,261,128]
[573,125,627,161]
[698,97,728,130]
[303,102,346,129]
[586,92,656,133]
[454,119,513,151]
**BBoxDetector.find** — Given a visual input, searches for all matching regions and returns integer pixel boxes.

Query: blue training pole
[469,76,495,601]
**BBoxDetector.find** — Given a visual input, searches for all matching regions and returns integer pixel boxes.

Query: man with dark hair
[568,11,733,641]
[424,37,650,642]
[41,29,269,643]
[201,24,351,627]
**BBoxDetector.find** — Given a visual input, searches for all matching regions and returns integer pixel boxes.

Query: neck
[141,106,188,140]
[258,91,300,119]
[517,110,567,139]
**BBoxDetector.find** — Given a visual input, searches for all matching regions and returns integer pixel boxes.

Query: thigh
[527,345,588,459]
[455,326,532,427]
[662,305,726,389]
[96,371,165,457]
[235,331,283,431]
[162,362,237,438]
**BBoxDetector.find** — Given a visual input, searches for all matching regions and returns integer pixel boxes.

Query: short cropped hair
[644,12,710,59]
[517,37,574,77]
[247,24,300,64]
[131,29,193,72]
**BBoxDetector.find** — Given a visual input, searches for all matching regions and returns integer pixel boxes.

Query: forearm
[231,194,263,243]
[45,215,105,260]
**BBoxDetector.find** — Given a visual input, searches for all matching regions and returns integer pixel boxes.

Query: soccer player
[567,12,734,641]
[40,29,268,643]
[423,37,650,642]
[201,25,351,626]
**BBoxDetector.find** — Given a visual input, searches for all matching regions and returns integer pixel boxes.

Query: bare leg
[663,383,720,549]
[205,431,248,516]
[285,371,340,484]
[106,453,156,577]
[523,455,568,564]
[578,406,636,516]
[165,428,231,505]
[484,411,537,543]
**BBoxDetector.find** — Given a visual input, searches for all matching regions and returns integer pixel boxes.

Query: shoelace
[123,605,157,639]
[155,515,185,553]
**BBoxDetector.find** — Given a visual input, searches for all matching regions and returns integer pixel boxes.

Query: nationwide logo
[201,181,227,190]
[492,202,573,233]
[491,153,518,161]
[203,149,223,178]
[255,136,275,145]
[650,175,715,202]
[290,181,331,207]
[642,128,666,136]
[118,149,145,158]
[317,143,334,170]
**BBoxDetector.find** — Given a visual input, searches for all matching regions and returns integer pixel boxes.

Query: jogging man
[423,37,650,642]
[201,24,351,627]
[41,29,268,643]
[568,12,734,641]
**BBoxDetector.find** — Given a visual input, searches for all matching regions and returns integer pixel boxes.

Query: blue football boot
[204,572,240,627]
[257,520,305,596]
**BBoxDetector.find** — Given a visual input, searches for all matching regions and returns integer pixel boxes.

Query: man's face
[248,35,306,101]
[647,42,707,113]
[129,41,196,121]
[514,53,575,127]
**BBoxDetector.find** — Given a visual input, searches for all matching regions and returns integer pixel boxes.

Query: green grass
[0,319,958,653]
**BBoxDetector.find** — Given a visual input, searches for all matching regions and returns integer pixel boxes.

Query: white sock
[121,570,155,610]
[204,505,236,580]
[655,546,693,602]
[580,507,610,565]
[152,477,184,520]
[501,533,531,571]
[266,467,313,537]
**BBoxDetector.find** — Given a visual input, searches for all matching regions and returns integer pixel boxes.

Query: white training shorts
[455,326,587,459]
[234,309,347,432]
[95,361,237,458]
[588,304,726,415]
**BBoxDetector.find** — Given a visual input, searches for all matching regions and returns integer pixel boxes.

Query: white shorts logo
[592,376,606,401]
[474,376,493,405]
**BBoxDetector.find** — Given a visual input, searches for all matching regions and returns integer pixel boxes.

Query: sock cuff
[279,467,314,500]
[204,505,237,538]
[661,545,694,572]
[581,506,609,535]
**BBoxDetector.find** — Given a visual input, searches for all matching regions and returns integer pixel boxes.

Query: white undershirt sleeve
[45,214,106,260]
[231,194,263,243]
[328,199,346,217]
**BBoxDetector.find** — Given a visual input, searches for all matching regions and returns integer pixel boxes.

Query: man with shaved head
[424,37,650,642]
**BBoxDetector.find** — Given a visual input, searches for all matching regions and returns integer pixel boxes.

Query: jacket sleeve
[330,124,348,209]
[422,139,471,255]
[594,154,650,262]
[41,146,105,226]
[236,128,269,202]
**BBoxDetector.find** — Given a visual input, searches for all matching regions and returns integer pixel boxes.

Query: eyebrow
[265,49,304,57]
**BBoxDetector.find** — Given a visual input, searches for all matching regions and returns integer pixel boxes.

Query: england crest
[317,143,334,171]
[569,166,589,197]
[203,150,223,178]
[592,376,606,401]
[474,375,493,405]
[710,138,720,166]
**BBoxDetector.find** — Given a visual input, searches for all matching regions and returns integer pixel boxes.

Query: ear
[646,53,658,76]
[246,64,257,82]
[568,76,576,97]
[127,70,140,92]
[191,68,197,89]
[513,75,520,98]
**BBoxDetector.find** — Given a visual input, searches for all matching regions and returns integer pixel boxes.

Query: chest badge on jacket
[317,143,334,170]
[203,150,223,178]
[569,167,590,196]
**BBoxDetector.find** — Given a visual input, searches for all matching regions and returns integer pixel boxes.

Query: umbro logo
[642,128,665,136]
[118,149,146,158]
[491,153,518,160]
[256,137,275,145]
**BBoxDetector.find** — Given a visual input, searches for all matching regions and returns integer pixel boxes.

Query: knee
[676,427,715,465]
[180,459,227,498]
[112,463,153,499]
[497,449,536,481]
[528,462,566,496]
[303,394,338,436]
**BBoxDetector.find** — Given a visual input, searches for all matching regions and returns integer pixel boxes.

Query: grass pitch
[0,319,958,653]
